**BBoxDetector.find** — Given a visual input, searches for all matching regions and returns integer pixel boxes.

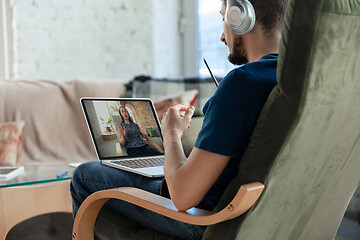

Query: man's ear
[225,0,255,35]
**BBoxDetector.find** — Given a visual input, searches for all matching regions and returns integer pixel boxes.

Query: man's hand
[161,104,195,141]
[161,104,231,211]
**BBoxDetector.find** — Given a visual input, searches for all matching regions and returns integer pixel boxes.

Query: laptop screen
[81,98,164,160]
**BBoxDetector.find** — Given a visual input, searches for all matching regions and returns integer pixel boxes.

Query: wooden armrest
[72,182,264,240]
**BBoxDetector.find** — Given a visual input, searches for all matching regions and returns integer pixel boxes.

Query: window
[0,0,14,79]
[197,0,234,78]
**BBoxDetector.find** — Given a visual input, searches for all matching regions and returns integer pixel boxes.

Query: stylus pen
[203,58,219,87]
[56,171,68,178]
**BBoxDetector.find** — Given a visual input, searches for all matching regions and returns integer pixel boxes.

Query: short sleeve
[194,68,261,157]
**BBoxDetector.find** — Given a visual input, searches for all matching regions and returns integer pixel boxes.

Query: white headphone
[225,0,256,35]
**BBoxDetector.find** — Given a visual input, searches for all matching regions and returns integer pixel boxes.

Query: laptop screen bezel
[80,97,164,161]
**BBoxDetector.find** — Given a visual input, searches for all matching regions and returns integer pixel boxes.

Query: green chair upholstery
[93,0,360,239]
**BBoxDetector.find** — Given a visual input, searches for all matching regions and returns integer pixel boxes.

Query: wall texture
[153,0,182,78]
[11,0,182,82]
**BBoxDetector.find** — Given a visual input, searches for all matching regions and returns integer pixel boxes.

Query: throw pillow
[154,90,199,121]
[0,121,25,166]
[132,76,218,116]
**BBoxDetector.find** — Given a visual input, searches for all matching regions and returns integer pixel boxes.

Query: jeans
[70,161,206,240]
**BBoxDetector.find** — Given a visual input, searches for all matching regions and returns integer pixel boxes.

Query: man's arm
[161,105,231,211]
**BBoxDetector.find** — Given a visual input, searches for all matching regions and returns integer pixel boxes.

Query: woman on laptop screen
[116,106,162,156]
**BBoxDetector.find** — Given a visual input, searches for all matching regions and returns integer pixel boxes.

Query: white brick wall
[11,0,182,82]
[153,0,182,78]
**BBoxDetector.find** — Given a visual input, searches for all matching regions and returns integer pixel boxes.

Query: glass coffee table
[0,164,75,189]
[0,164,79,239]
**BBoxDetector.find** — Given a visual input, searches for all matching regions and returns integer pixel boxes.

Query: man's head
[220,0,288,65]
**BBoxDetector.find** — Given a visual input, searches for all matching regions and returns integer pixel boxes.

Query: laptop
[81,98,165,178]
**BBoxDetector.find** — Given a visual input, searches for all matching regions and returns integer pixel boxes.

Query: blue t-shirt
[194,54,278,211]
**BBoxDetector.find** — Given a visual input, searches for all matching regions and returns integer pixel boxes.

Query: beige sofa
[0,79,129,166]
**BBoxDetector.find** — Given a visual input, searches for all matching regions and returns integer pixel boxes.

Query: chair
[73,0,360,239]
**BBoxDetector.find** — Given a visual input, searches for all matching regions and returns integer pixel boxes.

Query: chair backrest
[203,0,360,239]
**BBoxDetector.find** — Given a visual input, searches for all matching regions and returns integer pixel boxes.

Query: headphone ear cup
[226,0,256,35]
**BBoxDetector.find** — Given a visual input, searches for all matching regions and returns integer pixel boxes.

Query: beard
[228,36,248,65]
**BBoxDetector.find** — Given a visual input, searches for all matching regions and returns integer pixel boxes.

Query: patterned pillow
[154,90,199,121]
[0,121,25,166]
[132,76,218,116]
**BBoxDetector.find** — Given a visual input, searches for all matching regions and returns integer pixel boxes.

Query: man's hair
[225,0,288,34]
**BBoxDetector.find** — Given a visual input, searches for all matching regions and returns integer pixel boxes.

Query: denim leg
[70,161,206,240]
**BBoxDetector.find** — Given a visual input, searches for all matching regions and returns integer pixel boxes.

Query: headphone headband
[225,0,256,35]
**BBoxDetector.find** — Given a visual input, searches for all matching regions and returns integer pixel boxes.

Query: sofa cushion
[0,79,128,165]
[181,116,203,157]
[132,76,217,116]
[154,90,199,121]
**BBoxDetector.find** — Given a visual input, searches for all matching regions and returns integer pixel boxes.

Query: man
[71,0,288,239]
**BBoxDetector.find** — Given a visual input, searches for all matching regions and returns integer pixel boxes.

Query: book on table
[0,166,25,180]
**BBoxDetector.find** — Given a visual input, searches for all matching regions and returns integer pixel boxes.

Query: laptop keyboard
[111,157,164,169]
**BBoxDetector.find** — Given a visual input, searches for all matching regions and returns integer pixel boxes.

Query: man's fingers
[184,106,195,120]
[171,104,189,113]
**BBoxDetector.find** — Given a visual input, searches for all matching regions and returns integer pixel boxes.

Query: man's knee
[71,161,98,194]
[72,161,99,182]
